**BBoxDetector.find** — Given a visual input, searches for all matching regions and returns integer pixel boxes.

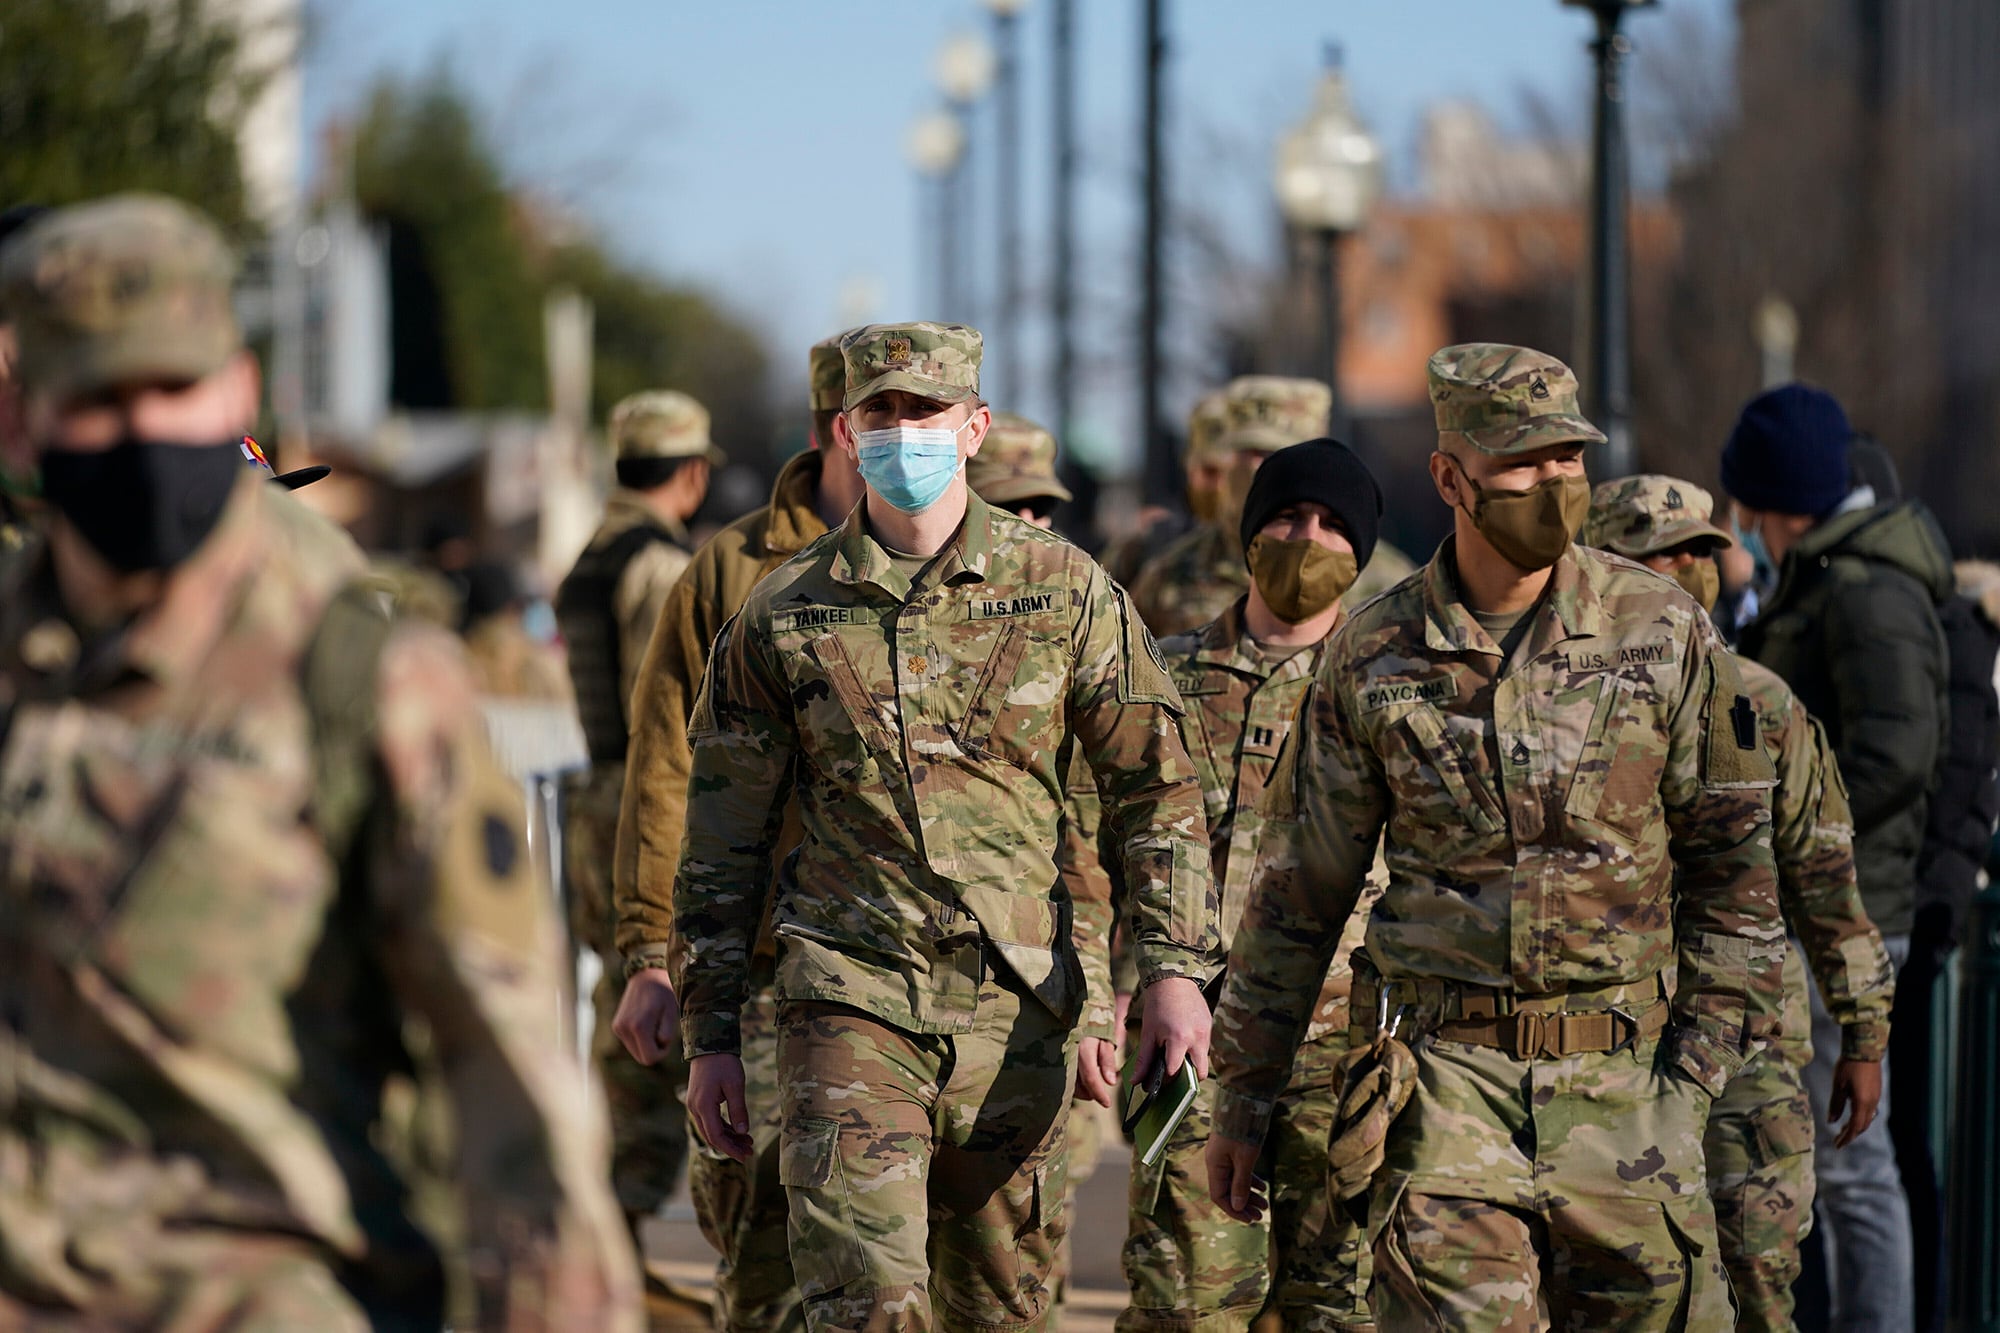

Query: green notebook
[1122,1059,1201,1167]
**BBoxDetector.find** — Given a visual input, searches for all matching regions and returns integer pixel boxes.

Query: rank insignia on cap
[1665,487,1684,509]
[1529,377,1551,401]
[885,336,912,367]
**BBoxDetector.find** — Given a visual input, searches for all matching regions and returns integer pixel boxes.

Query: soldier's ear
[1427,449,1462,508]
[961,403,992,460]
[830,410,861,463]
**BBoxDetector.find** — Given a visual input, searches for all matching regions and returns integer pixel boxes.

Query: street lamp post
[984,0,1029,407]
[934,32,997,323]
[907,111,967,318]
[1139,0,1171,506]
[1564,0,1655,478]
[1273,45,1382,439]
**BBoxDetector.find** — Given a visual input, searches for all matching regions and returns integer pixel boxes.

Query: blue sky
[305,0,1732,468]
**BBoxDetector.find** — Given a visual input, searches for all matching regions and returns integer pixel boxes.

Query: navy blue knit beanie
[1720,384,1853,517]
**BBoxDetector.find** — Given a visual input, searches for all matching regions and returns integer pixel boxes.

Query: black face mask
[38,436,244,573]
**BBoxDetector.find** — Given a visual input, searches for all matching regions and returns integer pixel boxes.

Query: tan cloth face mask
[1450,458,1591,571]
[1673,558,1720,613]
[1247,535,1358,622]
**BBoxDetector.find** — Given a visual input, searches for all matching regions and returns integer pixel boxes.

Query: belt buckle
[1513,1011,1545,1059]
[1608,1006,1639,1055]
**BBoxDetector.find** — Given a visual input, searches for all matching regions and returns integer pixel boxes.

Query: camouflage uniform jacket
[0,477,636,1326]
[1211,541,1786,1144]
[671,492,1218,1055]
[616,447,829,961]
[1160,601,1379,1043]
[1739,657,1895,1062]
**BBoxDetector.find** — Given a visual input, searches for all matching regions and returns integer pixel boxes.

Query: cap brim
[843,370,978,412]
[1612,515,1733,558]
[973,473,1073,506]
[21,325,236,398]
[1446,413,1608,456]
[1219,426,1308,455]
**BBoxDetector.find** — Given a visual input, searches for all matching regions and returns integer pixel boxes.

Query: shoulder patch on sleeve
[1704,650,1778,788]
[1113,582,1183,712]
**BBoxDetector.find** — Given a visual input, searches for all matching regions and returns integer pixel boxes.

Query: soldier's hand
[1133,976,1212,1085]
[1204,1134,1268,1224]
[611,969,680,1066]
[1076,1036,1119,1107]
[1112,990,1134,1059]
[1828,1056,1883,1148]
[688,1053,755,1161]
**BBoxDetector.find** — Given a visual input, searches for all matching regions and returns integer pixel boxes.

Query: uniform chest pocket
[1562,673,1665,837]
[800,634,898,764]
[957,622,1066,771]
[1389,704,1504,837]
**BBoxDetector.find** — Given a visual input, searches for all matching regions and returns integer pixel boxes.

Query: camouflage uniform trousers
[1701,945,1816,1333]
[566,764,691,1221]
[691,978,808,1333]
[1369,1034,1734,1332]
[777,967,1077,1333]
[1119,1029,1371,1333]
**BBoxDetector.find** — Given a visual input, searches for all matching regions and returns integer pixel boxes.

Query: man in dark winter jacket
[1725,384,1952,1333]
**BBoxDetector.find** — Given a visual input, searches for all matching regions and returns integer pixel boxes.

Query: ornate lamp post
[1273,46,1382,437]
[983,0,1029,405]
[906,110,967,317]
[933,32,996,323]
[1563,0,1656,476]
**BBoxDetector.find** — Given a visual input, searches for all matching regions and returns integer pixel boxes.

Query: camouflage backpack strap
[301,575,401,861]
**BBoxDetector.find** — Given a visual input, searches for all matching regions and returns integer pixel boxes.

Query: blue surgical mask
[854,420,971,514]
[1732,513,1778,592]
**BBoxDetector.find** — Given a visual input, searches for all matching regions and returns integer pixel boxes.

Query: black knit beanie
[1239,437,1382,569]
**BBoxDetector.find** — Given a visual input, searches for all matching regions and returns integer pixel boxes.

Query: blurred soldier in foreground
[556,387,721,1322]
[611,334,865,1333]
[1118,439,1388,1333]
[672,321,1219,1333]
[1722,385,1950,1333]
[0,194,635,1329]
[1206,344,1786,1330]
[1132,376,1413,638]
[1584,475,1895,1332]
[1100,390,1230,590]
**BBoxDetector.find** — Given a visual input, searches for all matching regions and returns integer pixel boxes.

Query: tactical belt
[1352,970,1672,1059]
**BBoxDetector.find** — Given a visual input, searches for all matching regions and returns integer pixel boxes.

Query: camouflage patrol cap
[1582,474,1734,559]
[1185,390,1231,466]
[608,390,723,464]
[809,333,848,412]
[967,412,1073,507]
[840,321,981,410]
[1218,375,1332,455]
[1427,343,1607,455]
[0,193,239,396]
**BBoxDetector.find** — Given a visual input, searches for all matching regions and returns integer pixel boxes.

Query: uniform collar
[604,488,688,545]
[763,449,829,556]
[1422,537,1601,657]
[1195,597,1326,682]
[830,490,995,599]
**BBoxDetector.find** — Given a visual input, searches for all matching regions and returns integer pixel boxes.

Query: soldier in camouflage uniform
[1115,439,1391,1333]
[1101,391,1230,591]
[1205,344,1789,1332]
[963,410,1117,1303]
[670,322,1221,1333]
[612,333,867,1333]
[555,388,722,1304]
[0,194,637,1331]
[1131,377,1413,638]
[1582,476,1894,1333]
